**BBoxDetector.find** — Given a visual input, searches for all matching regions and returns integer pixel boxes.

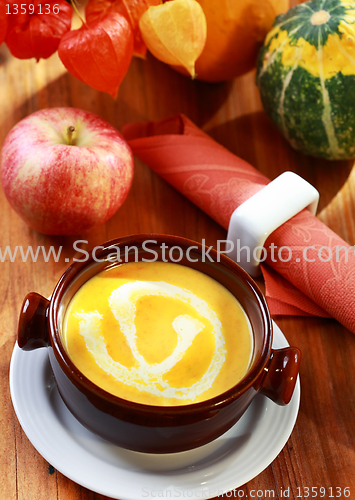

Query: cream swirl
[75,280,226,401]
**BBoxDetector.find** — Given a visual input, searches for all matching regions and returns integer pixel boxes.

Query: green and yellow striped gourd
[256,0,355,160]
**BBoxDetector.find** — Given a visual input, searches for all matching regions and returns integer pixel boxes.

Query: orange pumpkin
[174,0,289,82]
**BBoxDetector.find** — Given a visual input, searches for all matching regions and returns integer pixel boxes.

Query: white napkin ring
[226,171,320,277]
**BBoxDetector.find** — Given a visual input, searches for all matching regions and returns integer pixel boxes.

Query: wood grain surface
[1,1,355,499]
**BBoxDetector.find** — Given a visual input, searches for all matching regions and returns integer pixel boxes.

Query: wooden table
[1,2,355,498]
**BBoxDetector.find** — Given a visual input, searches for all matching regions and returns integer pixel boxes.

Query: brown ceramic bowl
[18,234,301,454]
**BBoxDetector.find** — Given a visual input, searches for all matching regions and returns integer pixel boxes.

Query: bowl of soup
[17,234,301,454]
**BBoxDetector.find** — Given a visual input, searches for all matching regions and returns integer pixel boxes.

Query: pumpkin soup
[62,261,253,406]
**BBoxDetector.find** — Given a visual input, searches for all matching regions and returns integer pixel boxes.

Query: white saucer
[10,321,300,500]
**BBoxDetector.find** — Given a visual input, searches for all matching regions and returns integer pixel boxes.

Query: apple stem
[67,126,76,146]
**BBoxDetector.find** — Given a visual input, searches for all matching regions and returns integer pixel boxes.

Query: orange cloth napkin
[122,114,355,334]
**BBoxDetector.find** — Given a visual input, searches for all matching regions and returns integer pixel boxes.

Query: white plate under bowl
[10,321,300,499]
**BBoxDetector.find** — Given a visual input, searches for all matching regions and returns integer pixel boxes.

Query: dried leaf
[58,12,134,98]
[86,0,160,58]
[139,0,207,77]
[5,0,72,60]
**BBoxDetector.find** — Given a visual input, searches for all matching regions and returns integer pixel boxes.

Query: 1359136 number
[6,4,60,14]
[296,486,351,497]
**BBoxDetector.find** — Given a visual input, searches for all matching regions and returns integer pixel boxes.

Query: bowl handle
[18,293,50,351]
[259,347,301,406]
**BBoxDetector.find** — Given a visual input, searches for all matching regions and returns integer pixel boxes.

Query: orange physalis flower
[139,0,207,78]
[58,12,134,98]
[0,0,9,45]
[5,0,72,60]
[86,0,160,58]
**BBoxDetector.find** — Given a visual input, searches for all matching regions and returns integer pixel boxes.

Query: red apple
[0,107,134,235]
